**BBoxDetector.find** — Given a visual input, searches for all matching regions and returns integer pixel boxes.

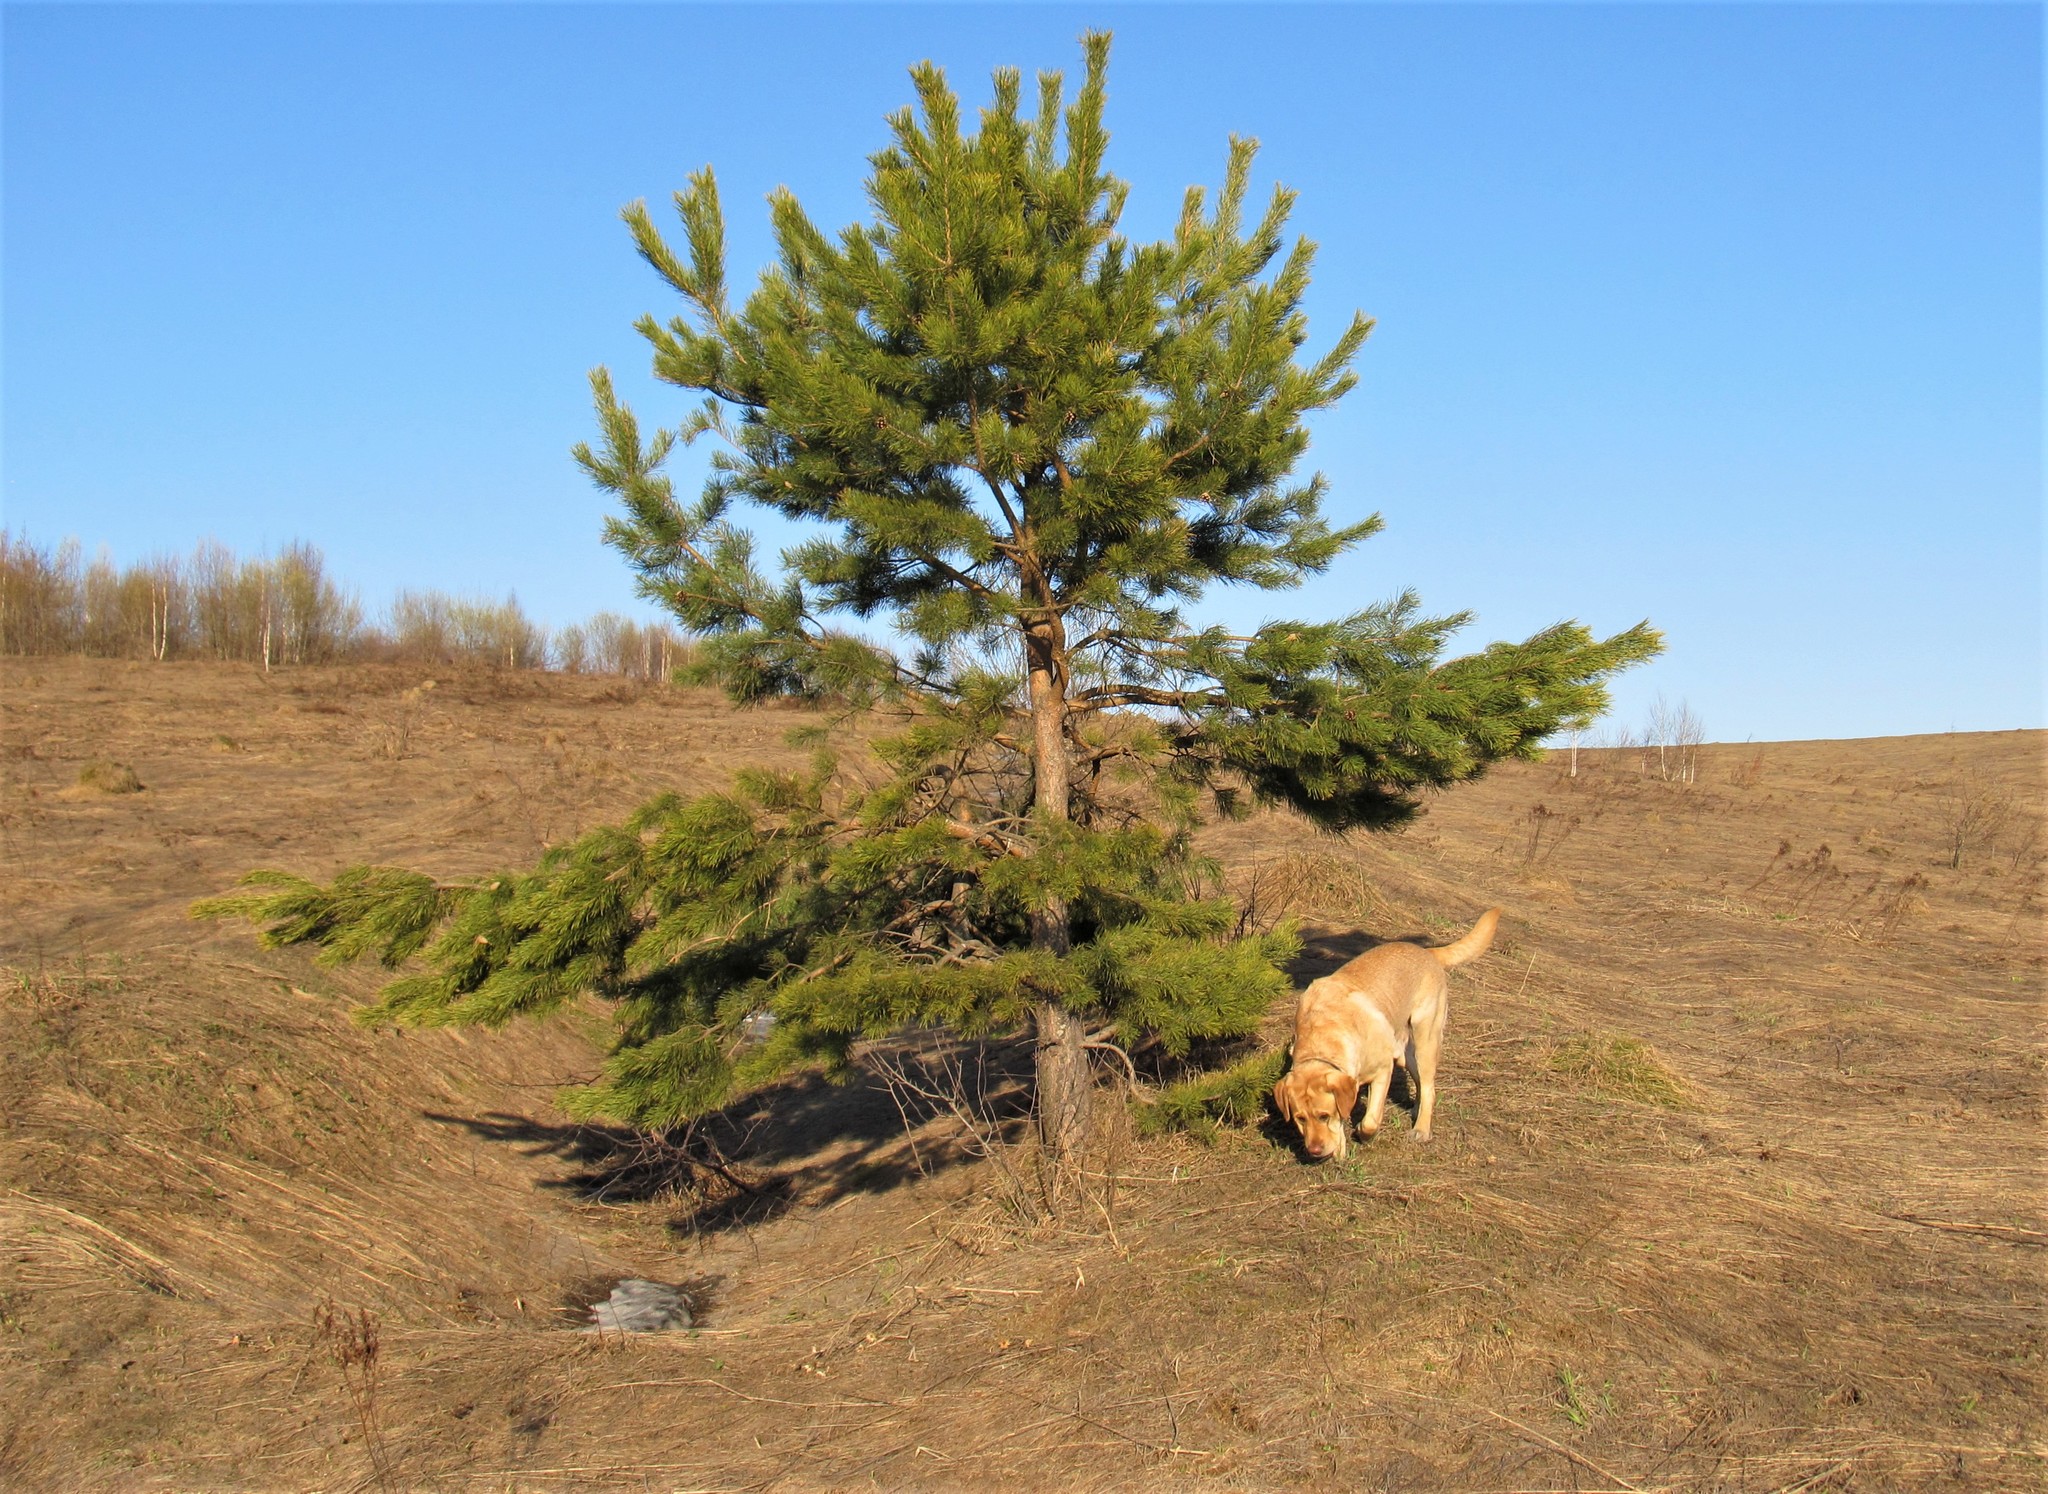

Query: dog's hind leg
[1410,1010,1444,1143]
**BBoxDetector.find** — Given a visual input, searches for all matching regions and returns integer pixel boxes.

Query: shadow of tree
[425,935,1454,1233]
[423,1033,1035,1239]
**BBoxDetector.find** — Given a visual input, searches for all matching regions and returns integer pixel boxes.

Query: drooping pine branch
[196,739,1296,1130]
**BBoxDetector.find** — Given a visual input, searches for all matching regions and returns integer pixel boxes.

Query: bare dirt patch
[2,657,2042,1490]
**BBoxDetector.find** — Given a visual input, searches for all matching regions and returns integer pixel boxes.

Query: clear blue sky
[5,3,2040,742]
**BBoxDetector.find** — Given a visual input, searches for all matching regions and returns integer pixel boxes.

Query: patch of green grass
[1549,1032,1690,1108]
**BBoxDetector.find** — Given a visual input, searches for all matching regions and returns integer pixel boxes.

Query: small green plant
[1549,1032,1689,1108]
[1557,1366,1592,1428]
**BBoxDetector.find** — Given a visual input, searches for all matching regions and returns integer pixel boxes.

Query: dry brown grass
[1,659,2043,1491]
[1228,846,1397,934]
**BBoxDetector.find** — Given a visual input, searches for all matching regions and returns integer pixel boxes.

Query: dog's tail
[1431,907,1501,969]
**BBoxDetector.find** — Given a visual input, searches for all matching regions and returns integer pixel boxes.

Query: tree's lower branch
[1083,1038,1142,1090]
[1068,684,1218,714]
[942,819,1030,859]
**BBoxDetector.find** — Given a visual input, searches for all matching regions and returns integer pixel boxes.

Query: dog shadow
[1288,923,1446,984]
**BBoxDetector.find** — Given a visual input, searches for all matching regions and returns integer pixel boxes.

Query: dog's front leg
[1356,1064,1395,1140]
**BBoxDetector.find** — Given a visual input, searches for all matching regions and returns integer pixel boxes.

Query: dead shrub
[2005,814,2044,876]
[372,681,435,761]
[1940,777,2015,869]
[868,1042,1047,1226]
[1230,849,1387,935]
[868,1035,1141,1232]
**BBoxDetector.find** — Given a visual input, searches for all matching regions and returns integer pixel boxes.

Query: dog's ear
[1331,1072,1361,1117]
[1272,1074,1295,1125]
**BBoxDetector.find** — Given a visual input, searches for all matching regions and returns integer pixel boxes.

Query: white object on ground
[585,1278,693,1333]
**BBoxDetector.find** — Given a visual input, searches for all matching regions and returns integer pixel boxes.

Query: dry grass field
[2,656,2042,1491]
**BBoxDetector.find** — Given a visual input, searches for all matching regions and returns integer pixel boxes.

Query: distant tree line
[0,532,684,678]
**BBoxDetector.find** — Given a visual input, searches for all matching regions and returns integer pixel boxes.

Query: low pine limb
[195,750,1298,1134]
[1136,1048,1289,1141]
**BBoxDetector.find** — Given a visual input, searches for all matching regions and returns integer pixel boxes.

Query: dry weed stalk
[1841,872,1931,946]
[1514,802,1580,870]
[1728,746,1767,789]
[313,1296,394,1490]
[1748,839,1930,944]
[1749,840,1842,916]
[372,681,434,762]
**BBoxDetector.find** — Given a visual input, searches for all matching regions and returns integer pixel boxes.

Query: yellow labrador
[1274,909,1499,1158]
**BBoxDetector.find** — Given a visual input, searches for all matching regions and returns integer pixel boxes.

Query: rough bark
[1024,614,1090,1177]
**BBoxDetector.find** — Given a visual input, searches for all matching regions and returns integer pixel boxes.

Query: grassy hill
[3,656,2041,1490]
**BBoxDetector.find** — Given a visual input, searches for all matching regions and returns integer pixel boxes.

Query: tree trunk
[1024,616,1090,1176]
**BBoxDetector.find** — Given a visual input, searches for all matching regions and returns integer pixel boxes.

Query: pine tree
[197,33,1657,1181]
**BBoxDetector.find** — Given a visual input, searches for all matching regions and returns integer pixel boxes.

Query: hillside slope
[3,658,2042,1490]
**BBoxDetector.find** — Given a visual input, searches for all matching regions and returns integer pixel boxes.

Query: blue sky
[4,3,2040,741]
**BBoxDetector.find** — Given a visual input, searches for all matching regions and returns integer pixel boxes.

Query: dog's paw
[1410,1127,1433,1145]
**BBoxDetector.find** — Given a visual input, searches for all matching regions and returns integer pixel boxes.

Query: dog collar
[1293,1056,1349,1076]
